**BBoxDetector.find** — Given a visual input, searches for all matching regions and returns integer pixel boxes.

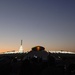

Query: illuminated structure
[19,40,24,53]
[48,50,74,54]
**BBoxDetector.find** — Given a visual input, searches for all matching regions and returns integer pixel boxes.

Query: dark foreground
[0,53,75,75]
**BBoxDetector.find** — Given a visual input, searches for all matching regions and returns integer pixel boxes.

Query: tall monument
[19,40,24,53]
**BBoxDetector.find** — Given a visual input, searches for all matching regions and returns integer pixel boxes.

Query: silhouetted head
[47,55,55,66]
[32,46,45,51]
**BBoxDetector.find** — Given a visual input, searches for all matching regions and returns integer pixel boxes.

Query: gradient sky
[0,0,75,53]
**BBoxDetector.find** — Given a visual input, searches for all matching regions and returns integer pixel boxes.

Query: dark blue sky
[0,0,75,52]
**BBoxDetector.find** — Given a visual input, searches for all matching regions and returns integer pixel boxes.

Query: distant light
[49,50,75,54]
[37,46,40,51]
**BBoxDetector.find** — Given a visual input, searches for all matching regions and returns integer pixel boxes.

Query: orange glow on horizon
[0,45,75,53]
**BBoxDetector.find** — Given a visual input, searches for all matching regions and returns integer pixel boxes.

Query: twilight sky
[0,0,75,53]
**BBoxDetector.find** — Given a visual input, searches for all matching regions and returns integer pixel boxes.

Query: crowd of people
[0,53,75,75]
